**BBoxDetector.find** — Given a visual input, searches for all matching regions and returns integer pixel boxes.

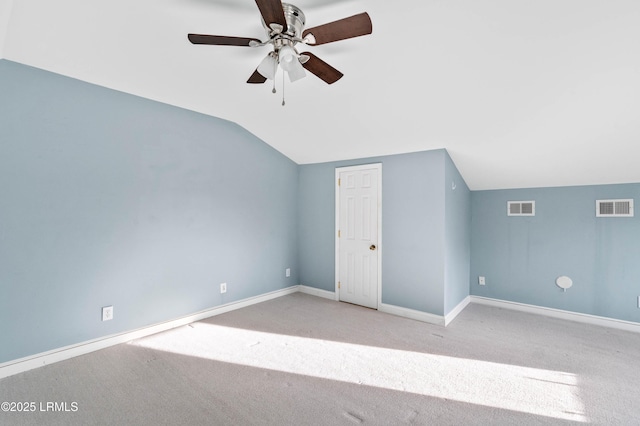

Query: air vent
[596,199,634,217]
[507,201,535,216]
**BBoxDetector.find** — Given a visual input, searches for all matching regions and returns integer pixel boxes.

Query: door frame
[334,163,382,309]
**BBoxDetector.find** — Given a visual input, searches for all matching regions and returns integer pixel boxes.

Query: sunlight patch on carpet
[129,323,587,422]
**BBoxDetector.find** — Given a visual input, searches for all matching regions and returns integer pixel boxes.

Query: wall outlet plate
[220,283,227,294]
[102,306,113,321]
[286,268,291,278]
[478,276,486,285]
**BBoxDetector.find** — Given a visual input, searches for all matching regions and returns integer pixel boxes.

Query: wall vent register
[596,199,634,217]
[507,201,535,216]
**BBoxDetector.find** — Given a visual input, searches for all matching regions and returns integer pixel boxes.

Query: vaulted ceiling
[1,0,639,190]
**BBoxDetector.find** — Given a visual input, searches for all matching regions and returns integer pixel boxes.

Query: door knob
[370,244,377,251]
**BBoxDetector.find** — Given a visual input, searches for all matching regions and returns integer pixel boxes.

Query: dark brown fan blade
[302,12,372,46]
[254,0,287,29]
[188,34,261,46]
[301,52,343,85]
[247,69,268,84]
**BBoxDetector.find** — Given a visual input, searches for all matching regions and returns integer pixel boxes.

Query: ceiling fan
[187,0,372,87]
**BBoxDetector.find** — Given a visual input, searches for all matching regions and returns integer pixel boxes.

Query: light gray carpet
[2,293,640,425]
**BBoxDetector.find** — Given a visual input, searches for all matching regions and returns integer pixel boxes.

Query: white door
[336,164,381,309]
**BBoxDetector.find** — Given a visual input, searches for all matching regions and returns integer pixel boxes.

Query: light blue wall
[471,183,640,322]
[0,60,299,363]
[19,54,640,365]
[383,151,445,315]
[297,162,336,292]
[298,150,466,316]
[444,153,471,314]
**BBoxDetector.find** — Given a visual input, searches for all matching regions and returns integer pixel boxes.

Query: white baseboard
[13,288,635,381]
[299,286,448,326]
[444,296,471,326]
[471,296,640,334]
[379,303,445,326]
[298,285,450,326]
[0,285,299,379]
[298,285,336,300]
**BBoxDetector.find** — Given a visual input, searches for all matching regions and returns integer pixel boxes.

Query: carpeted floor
[2,292,640,425]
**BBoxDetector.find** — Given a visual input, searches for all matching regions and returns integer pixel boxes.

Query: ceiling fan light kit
[188,0,372,103]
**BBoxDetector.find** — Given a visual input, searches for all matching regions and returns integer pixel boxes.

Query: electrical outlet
[637,296,640,308]
[102,306,113,321]
[285,268,291,278]
[220,283,227,294]
[478,276,486,286]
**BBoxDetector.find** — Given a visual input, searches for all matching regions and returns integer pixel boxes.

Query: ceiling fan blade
[188,34,261,47]
[302,12,372,46]
[300,52,343,85]
[247,69,268,84]
[254,0,287,30]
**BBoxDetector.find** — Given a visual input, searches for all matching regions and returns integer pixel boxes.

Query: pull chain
[281,71,286,106]
[272,58,277,93]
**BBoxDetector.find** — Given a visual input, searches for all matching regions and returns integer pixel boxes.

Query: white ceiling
[1,0,639,190]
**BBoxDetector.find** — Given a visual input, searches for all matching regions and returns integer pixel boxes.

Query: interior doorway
[335,164,382,309]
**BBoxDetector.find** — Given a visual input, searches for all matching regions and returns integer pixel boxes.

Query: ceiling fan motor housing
[262,3,305,39]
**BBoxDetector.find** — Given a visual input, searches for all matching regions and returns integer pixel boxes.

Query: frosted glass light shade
[286,61,306,82]
[278,45,306,82]
[257,53,277,80]
[278,46,296,70]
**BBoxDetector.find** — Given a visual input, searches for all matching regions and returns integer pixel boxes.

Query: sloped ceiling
[1,0,639,190]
